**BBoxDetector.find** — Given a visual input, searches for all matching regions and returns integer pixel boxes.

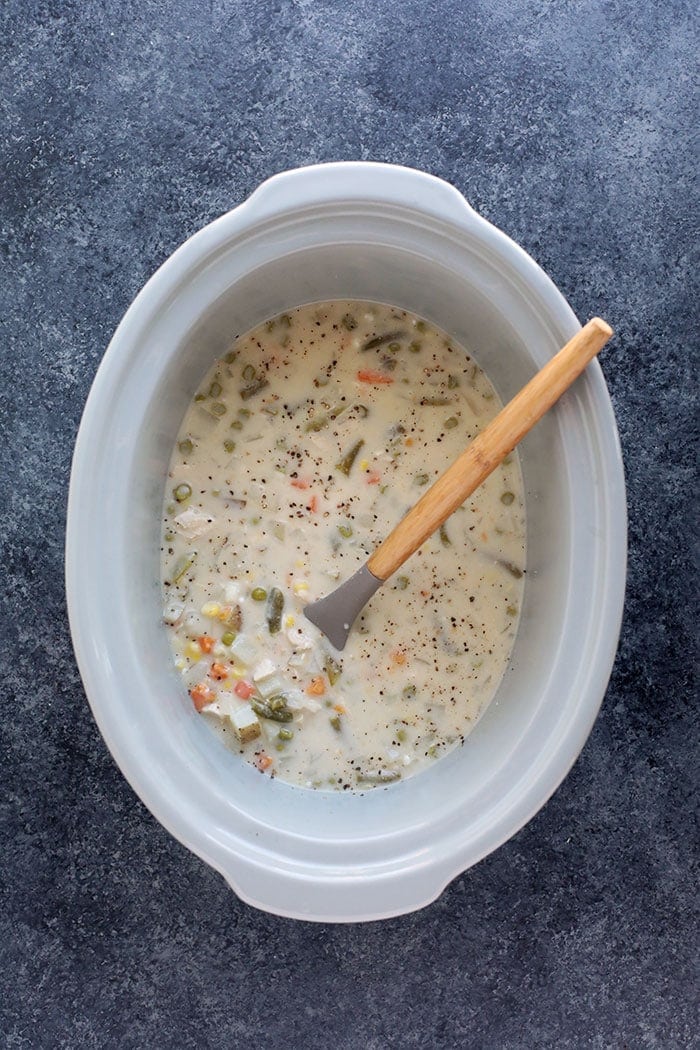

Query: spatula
[304,317,613,650]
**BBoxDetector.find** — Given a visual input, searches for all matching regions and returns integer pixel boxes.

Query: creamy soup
[160,301,525,789]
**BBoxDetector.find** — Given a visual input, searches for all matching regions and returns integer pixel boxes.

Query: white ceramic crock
[66,163,626,922]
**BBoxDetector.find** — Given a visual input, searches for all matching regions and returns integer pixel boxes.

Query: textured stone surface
[1,1,697,1047]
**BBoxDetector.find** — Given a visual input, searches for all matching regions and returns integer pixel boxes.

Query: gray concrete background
[1,1,697,1047]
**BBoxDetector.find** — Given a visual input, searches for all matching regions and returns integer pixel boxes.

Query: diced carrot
[333,703,347,714]
[404,437,414,447]
[190,682,215,711]
[197,635,214,654]
[366,471,381,485]
[210,662,229,680]
[290,477,310,490]
[234,679,255,700]
[390,649,407,666]
[255,753,273,772]
[481,531,488,542]
[307,494,318,512]
[357,369,394,385]
[306,676,326,697]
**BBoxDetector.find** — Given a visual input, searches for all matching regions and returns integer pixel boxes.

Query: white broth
[160,301,525,790]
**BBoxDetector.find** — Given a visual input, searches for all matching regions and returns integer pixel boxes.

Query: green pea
[251,587,267,601]
[230,419,243,430]
[445,417,459,429]
[173,483,192,502]
[409,341,422,353]
[337,524,353,538]
[178,438,193,455]
[396,729,407,743]
[415,473,430,486]
[415,320,427,332]
[209,380,222,397]
[223,439,236,453]
[221,631,236,646]
[210,401,226,416]
[388,342,401,353]
[500,491,515,506]
[278,728,294,741]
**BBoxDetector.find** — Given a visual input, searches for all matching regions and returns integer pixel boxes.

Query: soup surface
[160,301,525,789]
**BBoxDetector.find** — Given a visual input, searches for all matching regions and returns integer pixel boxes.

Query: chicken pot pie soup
[161,301,525,790]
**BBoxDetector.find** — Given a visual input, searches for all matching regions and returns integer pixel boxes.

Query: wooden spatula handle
[367,317,613,582]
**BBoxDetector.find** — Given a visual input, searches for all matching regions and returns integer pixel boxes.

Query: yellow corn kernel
[184,641,201,661]
[175,658,185,671]
[201,601,221,618]
[359,458,369,471]
[293,580,309,594]
[284,614,295,628]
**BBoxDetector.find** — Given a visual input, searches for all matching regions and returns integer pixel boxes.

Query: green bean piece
[242,363,256,381]
[421,396,450,406]
[210,401,226,416]
[223,438,236,453]
[251,587,267,602]
[337,524,353,538]
[224,350,238,363]
[409,341,422,353]
[171,551,196,584]
[329,402,348,419]
[500,560,523,579]
[268,695,287,711]
[221,631,236,647]
[251,698,293,723]
[439,523,451,546]
[240,377,269,400]
[178,438,193,455]
[415,473,430,486]
[324,654,342,685]
[500,491,515,506]
[357,769,401,784]
[341,313,357,330]
[447,374,460,389]
[209,380,222,398]
[361,331,404,351]
[305,416,328,432]
[402,684,417,699]
[278,728,294,741]
[396,575,409,590]
[173,482,192,502]
[266,587,284,634]
[336,439,365,476]
[230,419,243,430]
[329,715,341,732]
[444,416,459,429]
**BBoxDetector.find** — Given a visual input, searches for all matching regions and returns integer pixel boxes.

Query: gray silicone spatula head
[304,563,382,651]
